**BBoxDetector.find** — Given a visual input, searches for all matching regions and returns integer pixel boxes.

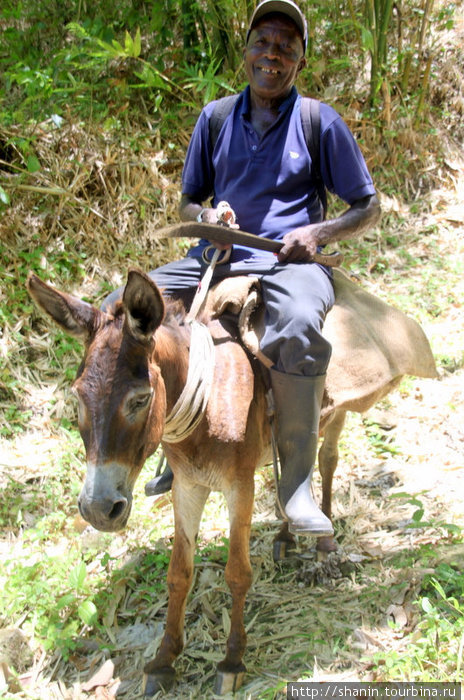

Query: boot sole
[288,524,334,537]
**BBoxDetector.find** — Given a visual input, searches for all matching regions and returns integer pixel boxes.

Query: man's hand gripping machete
[154,221,344,267]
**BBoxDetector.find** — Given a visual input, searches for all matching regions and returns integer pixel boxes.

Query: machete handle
[312,251,344,266]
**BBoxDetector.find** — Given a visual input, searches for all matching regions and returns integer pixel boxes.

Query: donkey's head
[28,270,167,531]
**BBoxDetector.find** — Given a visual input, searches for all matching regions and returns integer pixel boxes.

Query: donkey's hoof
[143,666,176,696]
[316,535,338,557]
[273,539,296,562]
[214,664,246,695]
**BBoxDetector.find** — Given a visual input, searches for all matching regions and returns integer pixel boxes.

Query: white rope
[161,249,221,443]
[161,205,236,444]
[162,319,216,443]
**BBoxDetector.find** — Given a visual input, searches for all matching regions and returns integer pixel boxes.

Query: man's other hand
[277,226,320,263]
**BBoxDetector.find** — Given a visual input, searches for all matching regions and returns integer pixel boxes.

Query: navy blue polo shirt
[182,86,375,263]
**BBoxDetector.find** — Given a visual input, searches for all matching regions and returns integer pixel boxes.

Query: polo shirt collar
[240,85,299,119]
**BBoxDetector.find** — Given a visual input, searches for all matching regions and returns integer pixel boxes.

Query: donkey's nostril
[108,498,127,520]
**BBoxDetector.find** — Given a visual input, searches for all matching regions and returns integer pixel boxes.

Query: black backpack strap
[300,97,327,220]
[209,94,240,151]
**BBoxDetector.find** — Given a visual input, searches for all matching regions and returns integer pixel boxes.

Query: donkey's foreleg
[143,481,210,696]
[317,409,346,555]
[215,477,255,695]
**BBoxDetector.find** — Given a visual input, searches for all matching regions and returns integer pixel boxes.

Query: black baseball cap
[246,0,308,52]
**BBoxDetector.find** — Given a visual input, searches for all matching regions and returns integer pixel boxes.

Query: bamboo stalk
[414,50,434,128]
[377,0,395,69]
[2,182,109,221]
[418,0,435,55]
[400,49,414,94]
[381,79,392,129]
[1,184,67,195]
[366,0,378,101]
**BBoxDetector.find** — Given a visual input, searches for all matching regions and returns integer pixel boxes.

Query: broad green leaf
[124,31,134,55]
[111,38,125,54]
[0,185,10,205]
[133,28,142,58]
[56,593,76,610]
[421,596,434,613]
[69,561,87,590]
[78,599,98,625]
[412,507,424,522]
[26,155,41,173]
[361,26,374,53]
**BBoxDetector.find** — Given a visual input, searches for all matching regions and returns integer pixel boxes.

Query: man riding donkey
[104,0,381,538]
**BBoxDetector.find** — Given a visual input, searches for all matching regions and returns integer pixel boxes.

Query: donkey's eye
[125,390,153,416]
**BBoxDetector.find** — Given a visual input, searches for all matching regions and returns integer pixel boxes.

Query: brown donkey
[27,268,436,695]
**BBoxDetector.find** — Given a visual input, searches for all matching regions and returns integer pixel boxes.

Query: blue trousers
[103,256,335,376]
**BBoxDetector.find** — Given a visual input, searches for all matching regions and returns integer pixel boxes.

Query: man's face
[244,14,306,102]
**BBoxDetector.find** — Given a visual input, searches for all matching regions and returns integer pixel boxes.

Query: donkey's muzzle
[78,462,133,532]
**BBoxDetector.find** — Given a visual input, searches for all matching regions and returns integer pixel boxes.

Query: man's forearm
[179,194,203,222]
[315,194,381,246]
[277,193,380,263]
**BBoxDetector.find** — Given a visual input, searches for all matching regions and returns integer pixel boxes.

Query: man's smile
[257,65,281,75]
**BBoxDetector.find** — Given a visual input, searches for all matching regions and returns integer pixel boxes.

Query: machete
[153,221,343,267]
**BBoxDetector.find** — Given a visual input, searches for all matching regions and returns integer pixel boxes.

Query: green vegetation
[371,558,464,681]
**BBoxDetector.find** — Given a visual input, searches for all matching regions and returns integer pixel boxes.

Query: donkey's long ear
[123,269,165,344]
[27,273,99,341]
